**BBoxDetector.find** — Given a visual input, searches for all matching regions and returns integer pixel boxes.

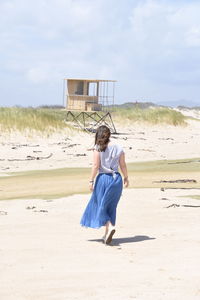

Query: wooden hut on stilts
[63,78,117,133]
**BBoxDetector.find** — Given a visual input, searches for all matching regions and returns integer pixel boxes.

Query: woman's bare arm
[89,150,100,190]
[119,152,129,187]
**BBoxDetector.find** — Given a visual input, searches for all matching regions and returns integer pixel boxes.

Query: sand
[0,188,200,300]
[0,119,200,175]
[0,117,200,299]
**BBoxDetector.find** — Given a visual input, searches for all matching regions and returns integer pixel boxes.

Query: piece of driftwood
[110,136,128,140]
[12,144,40,148]
[74,153,87,157]
[8,153,53,161]
[166,204,180,208]
[154,179,197,183]
[168,160,200,165]
[166,204,200,208]
[164,188,200,190]
[0,211,8,215]
[26,206,36,210]
[182,205,200,208]
[137,149,155,152]
[62,144,80,149]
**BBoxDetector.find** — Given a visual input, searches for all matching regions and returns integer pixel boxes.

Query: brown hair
[95,125,111,152]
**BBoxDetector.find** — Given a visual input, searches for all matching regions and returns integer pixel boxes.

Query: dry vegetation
[112,107,186,126]
[0,106,187,134]
[0,107,70,134]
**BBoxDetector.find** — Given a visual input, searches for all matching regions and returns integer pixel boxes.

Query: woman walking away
[80,125,129,245]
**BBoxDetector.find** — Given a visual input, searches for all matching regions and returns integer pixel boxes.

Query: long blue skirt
[80,172,123,228]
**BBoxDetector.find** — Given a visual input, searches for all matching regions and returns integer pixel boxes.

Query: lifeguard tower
[63,78,117,133]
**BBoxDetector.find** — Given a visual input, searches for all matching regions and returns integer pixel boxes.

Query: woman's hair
[95,125,111,152]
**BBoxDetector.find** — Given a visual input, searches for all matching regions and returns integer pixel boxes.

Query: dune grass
[180,195,200,200]
[0,107,73,134]
[0,158,199,200]
[112,107,186,126]
[0,106,187,135]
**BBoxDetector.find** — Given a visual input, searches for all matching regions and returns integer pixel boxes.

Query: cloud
[0,0,200,106]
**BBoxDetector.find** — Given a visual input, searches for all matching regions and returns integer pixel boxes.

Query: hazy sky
[1,0,200,107]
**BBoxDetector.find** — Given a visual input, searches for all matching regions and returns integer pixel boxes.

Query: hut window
[88,82,98,96]
[75,81,84,95]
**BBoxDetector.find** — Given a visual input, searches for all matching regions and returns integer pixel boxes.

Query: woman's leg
[104,221,116,244]
[105,221,111,235]
[102,221,111,242]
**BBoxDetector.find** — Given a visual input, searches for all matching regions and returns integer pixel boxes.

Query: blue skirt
[80,172,123,228]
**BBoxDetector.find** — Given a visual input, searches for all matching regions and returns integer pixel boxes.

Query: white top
[95,144,124,174]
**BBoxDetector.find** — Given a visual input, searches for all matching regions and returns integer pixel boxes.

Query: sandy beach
[0,119,200,174]
[1,0,200,297]
[0,117,200,299]
[0,188,200,300]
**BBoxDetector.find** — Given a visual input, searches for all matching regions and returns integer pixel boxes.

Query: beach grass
[0,158,199,200]
[0,107,187,135]
[112,107,186,126]
[180,195,200,200]
[0,107,73,134]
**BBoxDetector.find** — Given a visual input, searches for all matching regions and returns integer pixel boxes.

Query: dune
[0,116,200,299]
[0,118,200,174]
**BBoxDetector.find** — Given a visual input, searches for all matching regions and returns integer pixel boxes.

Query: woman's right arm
[89,150,100,191]
[119,152,129,187]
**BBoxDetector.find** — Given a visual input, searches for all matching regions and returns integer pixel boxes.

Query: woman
[80,125,129,245]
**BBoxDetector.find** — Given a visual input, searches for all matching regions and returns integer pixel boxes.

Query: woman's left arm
[89,150,100,191]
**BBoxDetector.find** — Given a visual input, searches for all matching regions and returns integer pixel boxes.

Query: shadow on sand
[88,235,156,246]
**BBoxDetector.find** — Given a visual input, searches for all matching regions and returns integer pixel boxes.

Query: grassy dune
[180,195,200,200]
[0,107,187,134]
[0,107,72,134]
[112,107,186,126]
[0,158,199,200]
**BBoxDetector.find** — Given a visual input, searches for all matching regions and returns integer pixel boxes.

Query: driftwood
[12,144,40,148]
[8,153,53,161]
[164,188,200,190]
[168,160,200,165]
[154,179,197,183]
[158,138,174,140]
[166,204,180,208]
[49,141,71,146]
[26,206,36,210]
[137,149,155,152]
[166,204,200,208]
[74,154,87,157]
[182,204,200,208]
[111,136,128,140]
[0,211,8,215]
[62,144,80,149]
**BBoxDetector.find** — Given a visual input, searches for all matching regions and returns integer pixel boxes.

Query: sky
[1,0,200,107]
